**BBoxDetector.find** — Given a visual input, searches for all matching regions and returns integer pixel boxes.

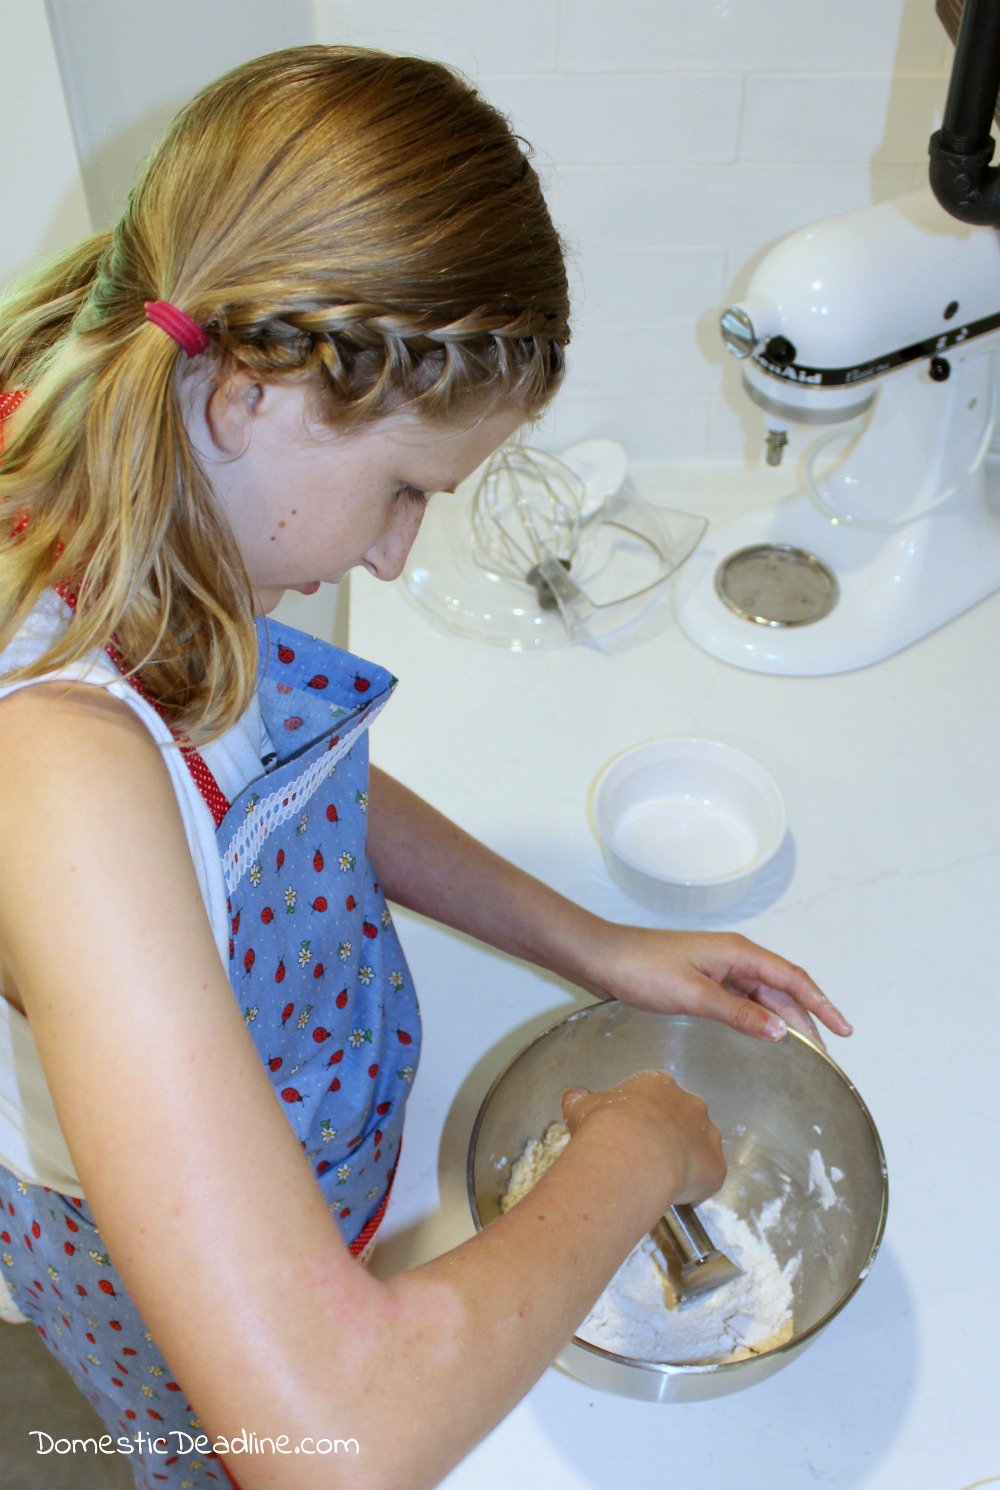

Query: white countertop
[347,462,1000,1490]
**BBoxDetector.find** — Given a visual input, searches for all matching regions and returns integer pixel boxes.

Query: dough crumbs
[500,1120,571,1212]
[501,1120,798,1365]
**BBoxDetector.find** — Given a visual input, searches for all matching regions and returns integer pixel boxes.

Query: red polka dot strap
[2,391,231,828]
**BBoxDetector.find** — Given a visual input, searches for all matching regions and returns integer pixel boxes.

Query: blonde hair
[0,46,569,743]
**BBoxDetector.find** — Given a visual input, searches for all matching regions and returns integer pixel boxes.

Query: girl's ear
[201,371,265,457]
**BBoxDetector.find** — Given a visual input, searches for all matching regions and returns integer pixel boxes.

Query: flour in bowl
[501,1120,798,1364]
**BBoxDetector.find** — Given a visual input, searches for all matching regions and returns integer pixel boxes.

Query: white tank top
[0,590,267,1198]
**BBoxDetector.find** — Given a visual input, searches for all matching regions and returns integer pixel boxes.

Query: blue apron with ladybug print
[0,621,422,1490]
[222,622,421,1248]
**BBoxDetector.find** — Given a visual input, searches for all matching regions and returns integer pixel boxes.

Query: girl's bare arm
[0,685,723,1490]
[366,766,851,1046]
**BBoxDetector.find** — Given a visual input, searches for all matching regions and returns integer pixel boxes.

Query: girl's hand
[580,925,851,1049]
[561,1069,726,1211]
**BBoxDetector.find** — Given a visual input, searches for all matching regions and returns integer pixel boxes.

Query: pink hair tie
[144,300,209,358]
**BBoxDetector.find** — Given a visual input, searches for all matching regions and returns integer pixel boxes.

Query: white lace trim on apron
[222,697,388,896]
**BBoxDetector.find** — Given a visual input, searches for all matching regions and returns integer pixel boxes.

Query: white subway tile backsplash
[314,0,559,73]
[481,74,742,166]
[537,392,713,464]
[314,0,955,461]
[567,246,728,324]
[548,163,919,252]
[562,322,720,399]
[559,0,948,75]
[740,73,948,164]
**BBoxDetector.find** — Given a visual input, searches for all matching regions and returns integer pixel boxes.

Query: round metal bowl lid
[714,544,839,628]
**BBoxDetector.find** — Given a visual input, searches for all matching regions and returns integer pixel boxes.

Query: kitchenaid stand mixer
[676,188,1000,675]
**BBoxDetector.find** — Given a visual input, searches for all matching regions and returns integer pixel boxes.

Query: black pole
[929,0,1000,225]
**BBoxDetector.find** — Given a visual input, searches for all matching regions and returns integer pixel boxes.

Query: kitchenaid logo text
[29,1429,360,1458]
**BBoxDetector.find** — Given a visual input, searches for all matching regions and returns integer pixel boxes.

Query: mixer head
[718,188,1000,465]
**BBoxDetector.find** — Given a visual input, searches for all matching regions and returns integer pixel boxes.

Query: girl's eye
[397,483,429,505]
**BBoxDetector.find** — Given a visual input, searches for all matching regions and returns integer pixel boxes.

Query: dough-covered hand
[580,926,851,1049]
[561,1069,726,1210]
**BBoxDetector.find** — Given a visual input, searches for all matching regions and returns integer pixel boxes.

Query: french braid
[0,46,569,742]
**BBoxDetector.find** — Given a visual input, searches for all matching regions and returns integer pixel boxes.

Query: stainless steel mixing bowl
[467,1004,888,1403]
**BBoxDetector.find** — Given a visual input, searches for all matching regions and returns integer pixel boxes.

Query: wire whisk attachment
[470,444,593,607]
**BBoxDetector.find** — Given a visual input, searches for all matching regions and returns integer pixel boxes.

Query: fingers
[711,935,853,1038]
[744,982,825,1048]
[560,1072,726,1207]
[682,975,790,1042]
[560,1086,589,1127]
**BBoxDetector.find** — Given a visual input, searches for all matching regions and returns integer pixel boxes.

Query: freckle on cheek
[277,520,286,529]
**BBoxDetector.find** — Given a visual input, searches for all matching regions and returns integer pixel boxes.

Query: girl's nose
[365,500,426,582]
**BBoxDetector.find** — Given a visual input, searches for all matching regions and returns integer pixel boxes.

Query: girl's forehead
[378,406,523,476]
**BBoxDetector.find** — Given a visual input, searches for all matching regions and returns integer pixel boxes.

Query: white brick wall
[316,0,954,464]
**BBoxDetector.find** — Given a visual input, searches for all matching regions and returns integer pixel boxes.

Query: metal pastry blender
[650,1203,742,1308]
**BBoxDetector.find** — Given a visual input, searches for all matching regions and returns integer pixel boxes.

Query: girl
[0,47,849,1490]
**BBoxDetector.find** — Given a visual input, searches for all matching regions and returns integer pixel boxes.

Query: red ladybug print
[284,716,303,731]
[276,848,285,871]
[326,804,339,823]
[268,1056,283,1072]
[307,674,328,689]
[328,1076,341,1093]
[278,643,295,664]
[313,963,325,979]
[397,1027,413,1045]
[311,896,328,914]
[281,1001,294,1024]
[345,895,356,912]
[328,1049,344,1066]
[312,1026,330,1043]
[276,959,286,984]
[313,848,324,873]
[261,905,274,924]
[231,909,241,936]
[376,1101,391,1116]
[362,921,378,940]
[99,1279,116,1297]
[281,1088,304,1105]
[368,1063,379,1079]
[353,673,371,693]
[336,989,348,1009]
[276,682,293,696]
[243,948,255,977]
